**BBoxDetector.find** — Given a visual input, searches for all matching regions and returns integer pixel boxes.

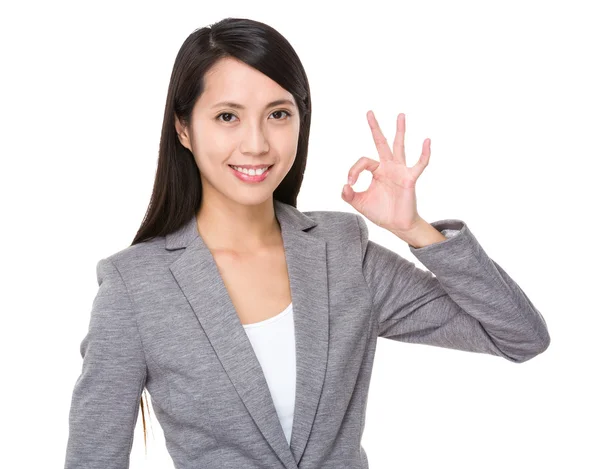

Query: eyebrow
[210,99,296,110]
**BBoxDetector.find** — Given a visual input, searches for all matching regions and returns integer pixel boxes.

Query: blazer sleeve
[356,214,551,363]
[64,258,147,469]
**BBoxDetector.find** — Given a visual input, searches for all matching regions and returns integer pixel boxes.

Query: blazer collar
[166,199,329,469]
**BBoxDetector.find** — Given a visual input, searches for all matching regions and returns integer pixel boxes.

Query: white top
[242,302,296,446]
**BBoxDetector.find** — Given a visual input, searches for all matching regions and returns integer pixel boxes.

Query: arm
[64,258,147,468]
[356,214,551,363]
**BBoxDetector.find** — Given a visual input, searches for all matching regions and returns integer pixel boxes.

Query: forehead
[198,57,294,106]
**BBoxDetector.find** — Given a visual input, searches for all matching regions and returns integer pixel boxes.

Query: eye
[215,110,293,124]
[216,112,238,123]
[270,110,293,120]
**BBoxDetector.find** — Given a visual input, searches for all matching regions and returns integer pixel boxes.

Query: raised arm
[64,258,147,468]
[357,214,551,363]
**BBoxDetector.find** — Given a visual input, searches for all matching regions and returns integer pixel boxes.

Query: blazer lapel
[166,200,330,469]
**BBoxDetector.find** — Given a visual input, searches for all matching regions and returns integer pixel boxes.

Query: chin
[219,188,275,207]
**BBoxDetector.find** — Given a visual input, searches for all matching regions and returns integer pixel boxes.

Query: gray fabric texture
[64,200,550,469]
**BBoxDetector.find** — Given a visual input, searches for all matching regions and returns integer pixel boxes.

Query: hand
[341,111,431,234]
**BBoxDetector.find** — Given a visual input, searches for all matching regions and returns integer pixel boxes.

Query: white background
[1,0,598,468]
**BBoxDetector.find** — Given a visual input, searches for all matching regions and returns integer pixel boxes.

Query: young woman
[64,17,551,469]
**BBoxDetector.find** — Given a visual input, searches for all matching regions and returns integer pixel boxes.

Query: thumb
[341,183,362,209]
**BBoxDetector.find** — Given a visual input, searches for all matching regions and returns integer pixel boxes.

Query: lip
[228,164,274,183]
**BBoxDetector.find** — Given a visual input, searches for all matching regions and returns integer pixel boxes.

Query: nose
[239,121,270,156]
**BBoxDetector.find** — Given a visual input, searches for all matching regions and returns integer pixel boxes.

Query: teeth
[231,165,270,176]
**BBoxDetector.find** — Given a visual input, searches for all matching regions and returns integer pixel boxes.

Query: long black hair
[127,17,312,452]
[131,17,312,248]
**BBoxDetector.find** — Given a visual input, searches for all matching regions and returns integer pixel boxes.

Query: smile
[228,164,274,183]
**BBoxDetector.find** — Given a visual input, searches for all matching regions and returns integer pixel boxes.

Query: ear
[174,113,193,152]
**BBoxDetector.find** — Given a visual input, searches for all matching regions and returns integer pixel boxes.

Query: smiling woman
[63,14,551,469]
[64,16,315,469]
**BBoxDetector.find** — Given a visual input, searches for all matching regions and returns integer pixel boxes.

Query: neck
[195,197,281,253]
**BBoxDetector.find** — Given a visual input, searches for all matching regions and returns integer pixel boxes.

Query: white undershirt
[242,302,296,446]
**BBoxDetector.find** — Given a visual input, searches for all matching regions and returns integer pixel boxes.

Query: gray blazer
[64,200,550,469]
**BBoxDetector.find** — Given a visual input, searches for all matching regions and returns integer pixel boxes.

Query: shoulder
[99,235,169,280]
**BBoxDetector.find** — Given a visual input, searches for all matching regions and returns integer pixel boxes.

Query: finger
[341,182,368,213]
[411,138,431,178]
[392,113,406,165]
[347,156,380,185]
[367,110,393,161]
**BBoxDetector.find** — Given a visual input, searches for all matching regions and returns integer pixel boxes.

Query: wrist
[391,218,447,248]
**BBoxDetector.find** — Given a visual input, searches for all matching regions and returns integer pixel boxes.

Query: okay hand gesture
[341,111,431,234]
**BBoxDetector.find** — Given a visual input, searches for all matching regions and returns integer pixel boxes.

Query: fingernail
[348,176,353,185]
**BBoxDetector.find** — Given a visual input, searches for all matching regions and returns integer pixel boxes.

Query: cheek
[275,124,300,152]
[282,127,300,164]
[192,128,234,164]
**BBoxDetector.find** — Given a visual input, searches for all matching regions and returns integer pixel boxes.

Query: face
[175,57,301,208]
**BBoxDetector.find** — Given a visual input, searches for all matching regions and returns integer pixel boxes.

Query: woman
[64,17,551,469]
